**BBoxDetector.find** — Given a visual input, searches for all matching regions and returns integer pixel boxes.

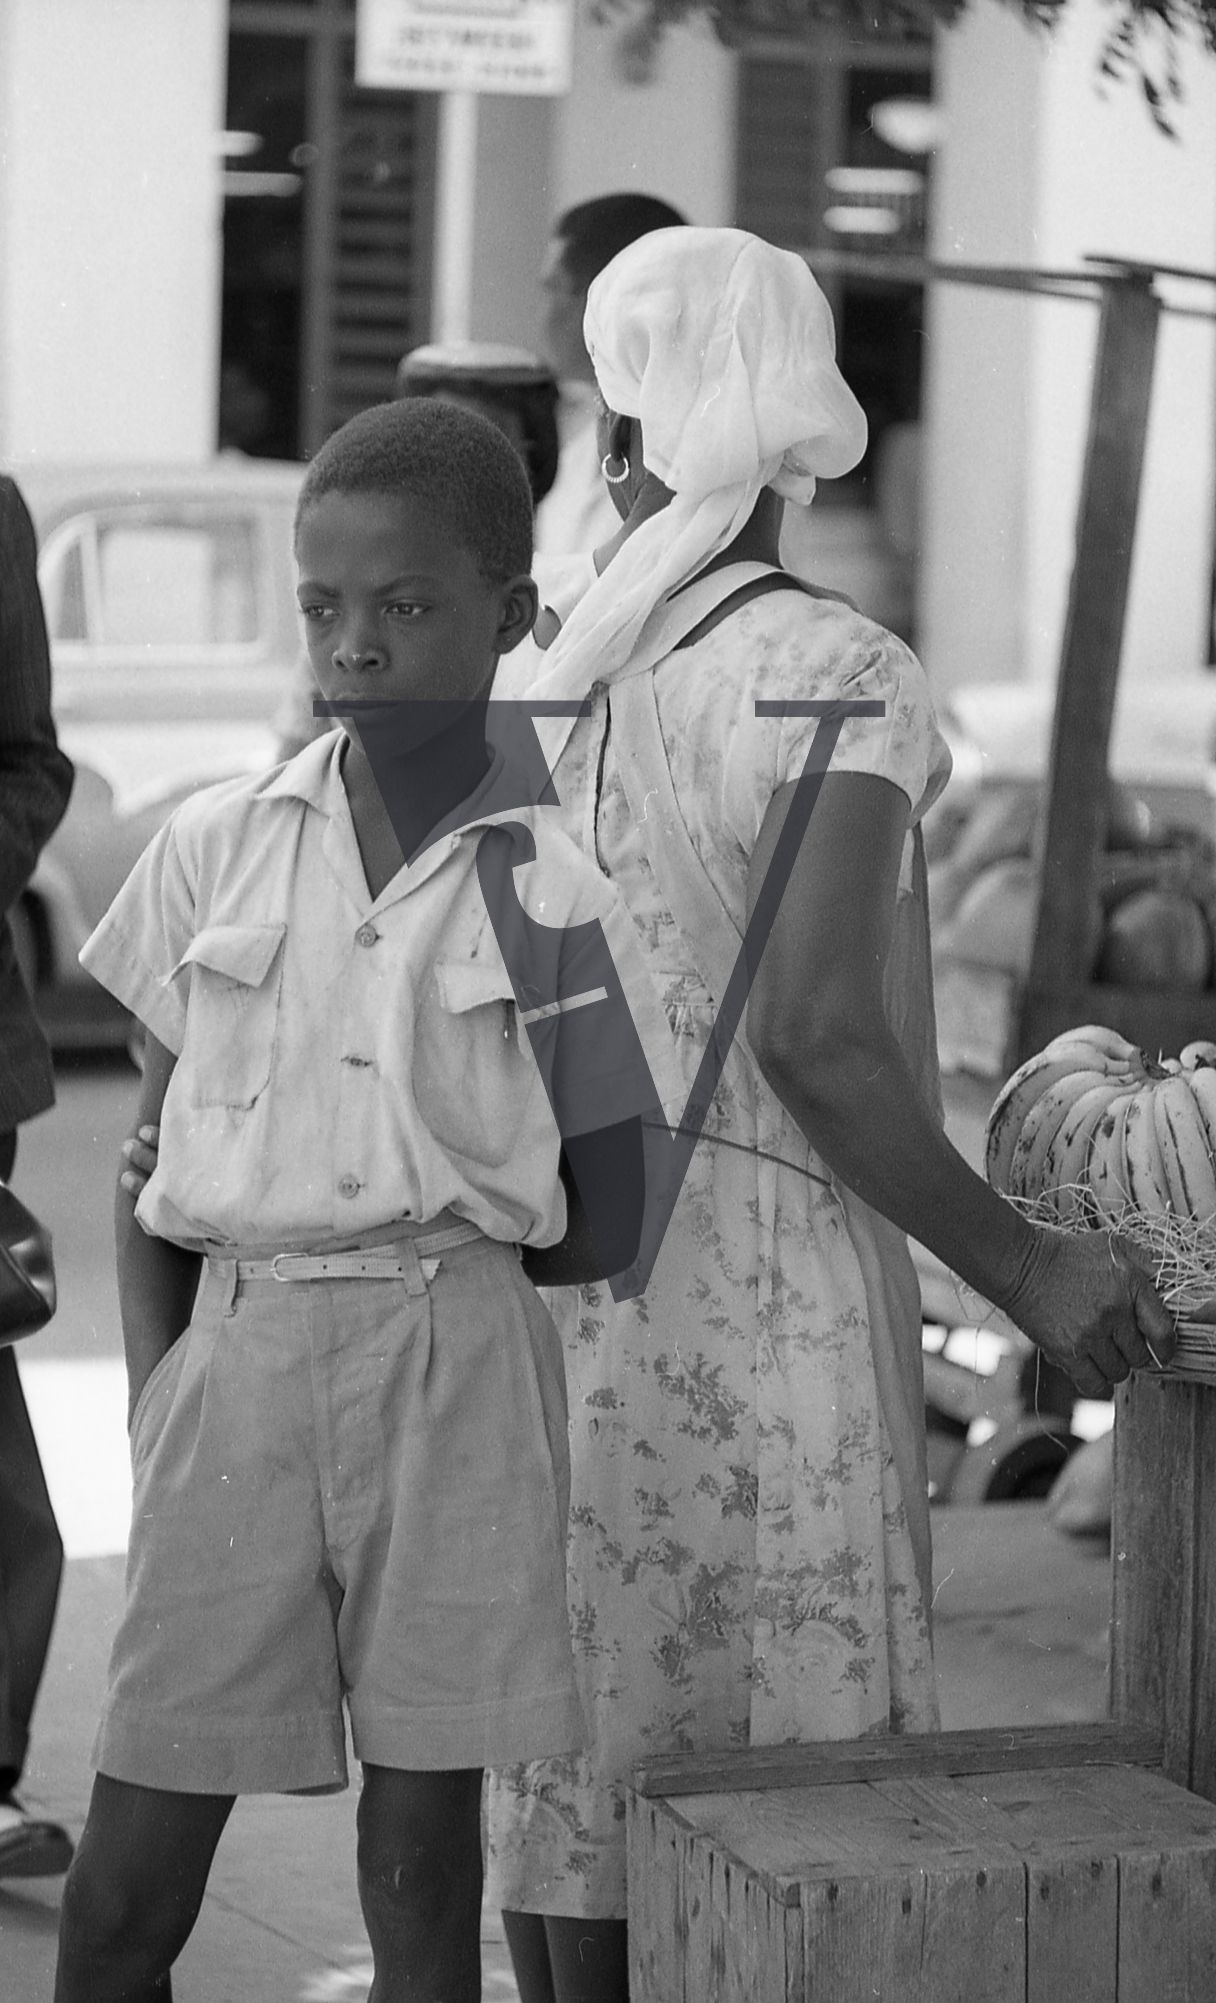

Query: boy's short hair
[296,399,533,583]
[554,193,688,293]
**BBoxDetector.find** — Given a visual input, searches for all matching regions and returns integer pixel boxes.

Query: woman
[487,228,1173,2003]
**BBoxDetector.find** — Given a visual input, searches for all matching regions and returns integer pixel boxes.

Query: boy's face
[296,490,535,718]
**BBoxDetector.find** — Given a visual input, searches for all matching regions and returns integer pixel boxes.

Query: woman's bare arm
[116,1031,202,1423]
[745,770,1174,1395]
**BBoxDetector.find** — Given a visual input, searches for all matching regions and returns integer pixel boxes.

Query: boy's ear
[495,573,541,656]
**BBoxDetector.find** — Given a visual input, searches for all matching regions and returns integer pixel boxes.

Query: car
[11,458,306,1046]
[920,1315,1113,1507]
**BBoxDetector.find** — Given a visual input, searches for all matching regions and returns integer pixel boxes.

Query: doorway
[224,0,438,460]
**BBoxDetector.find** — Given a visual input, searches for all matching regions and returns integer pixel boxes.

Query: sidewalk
[0,1500,1112,2000]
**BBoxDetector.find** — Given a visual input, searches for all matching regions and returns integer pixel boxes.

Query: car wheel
[950,1419,1078,1505]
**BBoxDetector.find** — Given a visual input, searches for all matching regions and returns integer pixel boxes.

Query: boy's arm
[520,1116,644,1288]
[117,1031,202,1424]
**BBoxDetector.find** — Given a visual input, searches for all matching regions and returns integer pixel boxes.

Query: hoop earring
[601,451,631,486]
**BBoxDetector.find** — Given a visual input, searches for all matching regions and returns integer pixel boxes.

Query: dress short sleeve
[715,596,952,855]
[78,816,198,1054]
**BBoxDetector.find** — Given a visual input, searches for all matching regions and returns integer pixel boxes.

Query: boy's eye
[387,600,427,619]
[299,603,334,624]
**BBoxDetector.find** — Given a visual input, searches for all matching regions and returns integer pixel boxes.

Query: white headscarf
[525,227,867,706]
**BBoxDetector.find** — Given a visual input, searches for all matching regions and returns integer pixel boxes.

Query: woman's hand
[119,1125,160,1198]
[999,1226,1176,1398]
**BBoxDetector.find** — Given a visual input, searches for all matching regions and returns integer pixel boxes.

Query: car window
[42,533,89,643]
[40,505,267,653]
[95,515,259,646]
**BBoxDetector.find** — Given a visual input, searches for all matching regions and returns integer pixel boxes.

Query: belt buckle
[271,1252,304,1282]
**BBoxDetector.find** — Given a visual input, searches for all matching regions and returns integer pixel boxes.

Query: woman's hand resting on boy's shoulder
[999,1226,1176,1399]
[120,1126,159,1198]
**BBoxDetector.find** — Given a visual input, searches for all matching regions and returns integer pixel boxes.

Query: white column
[0,0,227,464]
[433,91,481,343]
[922,0,1216,697]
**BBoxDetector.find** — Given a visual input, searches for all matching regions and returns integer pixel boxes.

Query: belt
[210,1221,485,1284]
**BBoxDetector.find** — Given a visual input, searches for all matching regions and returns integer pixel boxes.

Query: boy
[55,400,661,2003]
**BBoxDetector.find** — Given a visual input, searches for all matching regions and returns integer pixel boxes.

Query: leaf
[619,0,1216,122]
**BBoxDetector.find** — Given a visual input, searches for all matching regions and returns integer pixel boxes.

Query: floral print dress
[486,590,953,1919]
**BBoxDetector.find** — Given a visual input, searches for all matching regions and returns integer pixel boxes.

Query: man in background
[0,470,75,1879]
[534,193,687,558]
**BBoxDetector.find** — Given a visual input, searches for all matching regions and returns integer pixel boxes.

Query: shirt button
[355,923,379,948]
[337,1174,361,1199]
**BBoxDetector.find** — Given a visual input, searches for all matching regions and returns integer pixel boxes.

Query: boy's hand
[120,1125,161,1198]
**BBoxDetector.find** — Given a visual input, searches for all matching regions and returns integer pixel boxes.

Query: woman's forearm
[756,1021,1040,1316]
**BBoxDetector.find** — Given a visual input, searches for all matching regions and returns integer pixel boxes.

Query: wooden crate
[628,1726,1216,2002]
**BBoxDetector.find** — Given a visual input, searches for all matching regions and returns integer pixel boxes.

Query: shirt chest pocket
[177,922,287,1111]
[414,959,542,1170]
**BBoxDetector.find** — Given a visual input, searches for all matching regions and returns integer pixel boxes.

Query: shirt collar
[263,726,547,894]
[260,729,345,810]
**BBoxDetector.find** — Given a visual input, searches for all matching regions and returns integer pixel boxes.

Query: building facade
[0,0,1213,691]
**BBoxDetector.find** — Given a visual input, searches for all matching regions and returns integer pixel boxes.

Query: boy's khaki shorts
[96,1234,585,1794]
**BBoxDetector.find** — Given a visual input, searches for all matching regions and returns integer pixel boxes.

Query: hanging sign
[356,0,573,95]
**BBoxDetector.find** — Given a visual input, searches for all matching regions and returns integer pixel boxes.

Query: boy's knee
[58,1835,202,1977]
[356,1768,481,1927]
[358,1836,472,1932]
[59,1850,155,1968]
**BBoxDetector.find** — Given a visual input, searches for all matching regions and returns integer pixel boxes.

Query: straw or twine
[1003,1187,1216,1321]
[996,1188,1216,1381]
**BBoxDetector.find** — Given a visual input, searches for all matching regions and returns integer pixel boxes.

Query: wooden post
[1112,1374,1216,1802]
[1012,272,1161,1067]
[433,90,479,343]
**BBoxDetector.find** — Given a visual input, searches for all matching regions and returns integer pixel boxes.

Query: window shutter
[320,56,438,437]
[736,57,842,257]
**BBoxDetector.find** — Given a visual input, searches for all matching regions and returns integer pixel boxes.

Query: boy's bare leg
[357,1765,483,2002]
[503,1910,630,2003]
[55,1774,234,2002]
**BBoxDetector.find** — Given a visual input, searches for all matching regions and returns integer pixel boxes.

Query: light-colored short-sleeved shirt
[81,732,671,1253]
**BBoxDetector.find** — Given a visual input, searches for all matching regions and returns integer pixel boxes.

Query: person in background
[533,192,687,559]
[397,341,560,515]
[0,471,75,1880]
[274,342,562,762]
